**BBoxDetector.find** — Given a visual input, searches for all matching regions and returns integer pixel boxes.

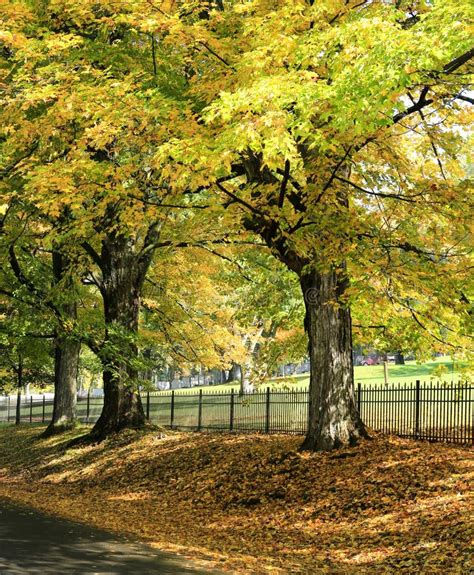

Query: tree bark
[299,266,366,451]
[90,235,146,440]
[239,367,254,395]
[43,250,80,436]
[45,335,81,435]
[15,355,23,425]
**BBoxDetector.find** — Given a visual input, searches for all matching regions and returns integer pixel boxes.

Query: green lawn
[1,358,471,442]
[354,357,469,385]
[156,356,470,395]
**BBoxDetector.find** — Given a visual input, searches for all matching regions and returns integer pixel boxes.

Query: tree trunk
[395,351,405,365]
[44,336,81,435]
[15,355,23,425]
[299,267,366,451]
[15,388,21,425]
[90,237,146,440]
[239,326,263,395]
[43,250,80,436]
[226,362,241,383]
[239,367,254,395]
[241,156,365,451]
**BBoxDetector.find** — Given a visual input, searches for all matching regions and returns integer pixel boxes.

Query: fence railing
[0,381,472,445]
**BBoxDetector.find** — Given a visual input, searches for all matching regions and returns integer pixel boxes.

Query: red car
[361,357,379,366]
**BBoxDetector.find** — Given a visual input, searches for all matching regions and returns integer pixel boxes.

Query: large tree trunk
[44,335,81,435]
[241,154,366,451]
[299,266,366,451]
[90,236,146,440]
[43,250,80,436]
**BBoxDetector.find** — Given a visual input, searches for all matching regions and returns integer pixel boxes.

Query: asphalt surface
[0,499,224,574]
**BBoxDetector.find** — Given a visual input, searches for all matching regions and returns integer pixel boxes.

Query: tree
[0,295,54,424]
[0,1,195,438]
[140,245,249,382]
[0,203,82,433]
[153,0,474,449]
[1,0,251,438]
[220,248,305,394]
[2,0,472,449]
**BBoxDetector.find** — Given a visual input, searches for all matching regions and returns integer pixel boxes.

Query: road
[0,499,224,574]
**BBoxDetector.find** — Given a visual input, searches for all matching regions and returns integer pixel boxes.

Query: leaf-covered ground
[0,425,472,574]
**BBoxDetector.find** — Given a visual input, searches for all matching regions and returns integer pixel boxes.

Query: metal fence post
[170,390,175,429]
[230,389,235,431]
[42,395,46,423]
[357,382,362,414]
[146,391,150,421]
[414,380,420,439]
[265,387,270,434]
[197,389,203,431]
[86,390,90,423]
[29,396,33,423]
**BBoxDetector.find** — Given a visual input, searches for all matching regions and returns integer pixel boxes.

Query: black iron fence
[1,381,472,445]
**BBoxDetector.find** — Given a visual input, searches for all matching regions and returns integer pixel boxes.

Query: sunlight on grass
[160,356,470,395]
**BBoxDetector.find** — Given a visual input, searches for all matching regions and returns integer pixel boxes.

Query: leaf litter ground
[0,426,471,574]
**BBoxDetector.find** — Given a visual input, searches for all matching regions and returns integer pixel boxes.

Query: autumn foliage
[0,426,472,574]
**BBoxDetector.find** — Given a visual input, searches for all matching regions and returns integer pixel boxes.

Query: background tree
[0,294,54,423]
[220,248,305,394]
[0,202,82,433]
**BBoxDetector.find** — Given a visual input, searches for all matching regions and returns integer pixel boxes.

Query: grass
[3,359,471,439]
[160,356,470,394]
[0,425,472,574]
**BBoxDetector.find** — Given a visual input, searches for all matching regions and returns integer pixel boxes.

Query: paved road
[0,499,224,574]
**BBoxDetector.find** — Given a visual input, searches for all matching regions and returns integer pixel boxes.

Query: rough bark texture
[90,235,146,440]
[44,336,81,436]
[299,267,366,451]
[43,250,80,436]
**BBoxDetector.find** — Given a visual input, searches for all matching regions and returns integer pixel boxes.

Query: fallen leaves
[0,425,472,574]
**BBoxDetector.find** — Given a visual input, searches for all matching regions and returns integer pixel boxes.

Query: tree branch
[334,175,421,202]
[455,93,474,105]
[215,182,265,216]
[278,160,290,208]
[81,241,104,273]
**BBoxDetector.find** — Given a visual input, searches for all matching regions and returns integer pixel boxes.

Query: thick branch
[455,94,474,105]
[81,241,104,273]
[278,160,290,208]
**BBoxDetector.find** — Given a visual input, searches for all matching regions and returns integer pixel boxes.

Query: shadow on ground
[0,500,223,575]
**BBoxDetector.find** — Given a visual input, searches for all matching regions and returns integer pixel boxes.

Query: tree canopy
[1,0,472,448]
